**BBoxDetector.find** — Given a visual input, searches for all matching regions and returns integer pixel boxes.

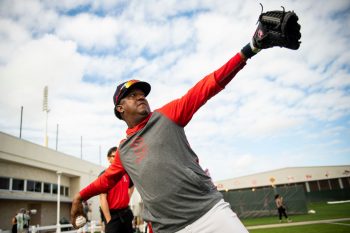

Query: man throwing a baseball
[71,8,301,233]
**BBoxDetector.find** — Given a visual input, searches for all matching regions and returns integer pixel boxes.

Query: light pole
[99,145,101,165]
[19,106,23,138]
[43,86,50,147]
[56,124,59,150]
[80,136,83,159]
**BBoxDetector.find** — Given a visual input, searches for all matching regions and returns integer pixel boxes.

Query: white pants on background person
[175,199,249,233]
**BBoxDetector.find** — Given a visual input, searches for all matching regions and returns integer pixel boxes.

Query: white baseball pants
[175,199,249,233]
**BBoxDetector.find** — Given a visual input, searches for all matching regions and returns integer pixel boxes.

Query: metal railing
[29,221,102,233]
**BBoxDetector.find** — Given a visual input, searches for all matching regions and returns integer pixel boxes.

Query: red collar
[126,113,153,136]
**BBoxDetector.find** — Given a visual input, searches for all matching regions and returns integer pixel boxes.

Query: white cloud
[0,34,86,140]
[0,0,349,179]
[56,14,121,50]
[0,19,31,63]
[0,0,58,33]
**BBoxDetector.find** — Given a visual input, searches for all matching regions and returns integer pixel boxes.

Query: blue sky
[0,0,349,181]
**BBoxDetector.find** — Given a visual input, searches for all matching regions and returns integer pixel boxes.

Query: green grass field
[241,202,350,226]
[249,223,350,233]
[241,202,350,233]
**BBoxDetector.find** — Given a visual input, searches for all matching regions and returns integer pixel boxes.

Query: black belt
[109,207,131,223]
[109,206,130,214]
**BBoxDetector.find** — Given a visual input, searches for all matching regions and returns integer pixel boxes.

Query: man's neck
[125,114,149,129]
[125,113,152,136]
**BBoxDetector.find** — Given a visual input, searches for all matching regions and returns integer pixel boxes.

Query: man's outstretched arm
[71,151,126,228]
[157,8,301,127]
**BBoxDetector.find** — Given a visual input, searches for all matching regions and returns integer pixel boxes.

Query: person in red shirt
[99,147,134,233]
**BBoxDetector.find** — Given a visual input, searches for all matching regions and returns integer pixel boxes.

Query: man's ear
[116,105,124,115]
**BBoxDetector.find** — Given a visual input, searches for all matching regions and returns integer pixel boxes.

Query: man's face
[117,88,151,119]
[108,151,116,164]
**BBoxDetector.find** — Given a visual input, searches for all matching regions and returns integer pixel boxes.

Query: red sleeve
[214,52,246,87]
[157,53,246,127]
[79,151,126,200]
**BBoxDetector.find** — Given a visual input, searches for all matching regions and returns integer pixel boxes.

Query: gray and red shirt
[80,53,246,232]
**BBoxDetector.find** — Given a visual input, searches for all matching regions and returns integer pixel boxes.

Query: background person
[11,213,17,233]
[99,146,135,233]
[15,209,30,233]
[274,194,292,223]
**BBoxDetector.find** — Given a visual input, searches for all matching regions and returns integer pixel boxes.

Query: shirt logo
[130,136,148,163]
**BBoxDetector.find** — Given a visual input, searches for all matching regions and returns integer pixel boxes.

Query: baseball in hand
[75,216,87,228]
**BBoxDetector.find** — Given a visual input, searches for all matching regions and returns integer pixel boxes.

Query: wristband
[241,42,261,59]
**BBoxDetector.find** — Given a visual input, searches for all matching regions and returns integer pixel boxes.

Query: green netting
[306,188,350,202]
[221,184,307,218]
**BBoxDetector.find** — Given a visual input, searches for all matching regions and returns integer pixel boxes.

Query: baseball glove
[253,6,301,50]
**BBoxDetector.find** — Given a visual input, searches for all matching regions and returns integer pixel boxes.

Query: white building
[213,165,350,218]
[0,132,105,231]
[215,165,350,201]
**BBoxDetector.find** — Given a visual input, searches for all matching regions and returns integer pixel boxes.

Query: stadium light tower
[43,86,50,147]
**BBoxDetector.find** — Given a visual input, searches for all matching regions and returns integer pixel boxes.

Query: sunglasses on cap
[115,80,138,104]
[113,79,151,106]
